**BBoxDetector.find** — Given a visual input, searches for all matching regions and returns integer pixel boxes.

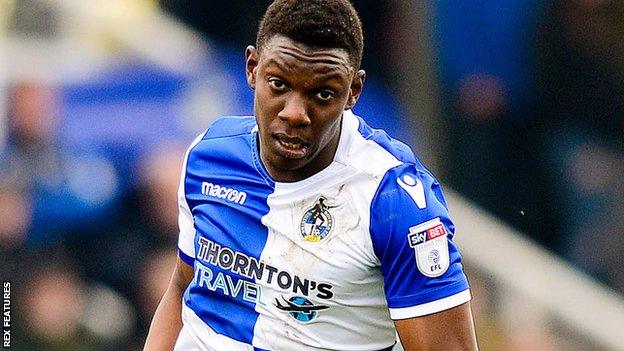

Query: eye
[315,89,335,102]
[268,77,288,92]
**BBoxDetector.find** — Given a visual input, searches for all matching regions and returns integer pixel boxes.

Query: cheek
[255,83,278,108]
[256,92,285,122]
[314,111,343,142]
[254,89,283,133]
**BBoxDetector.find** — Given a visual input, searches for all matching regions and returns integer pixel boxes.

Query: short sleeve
[369,163,470,320]
[177,131,206,266]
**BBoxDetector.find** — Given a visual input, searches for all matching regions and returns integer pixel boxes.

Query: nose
[278,93,311,126]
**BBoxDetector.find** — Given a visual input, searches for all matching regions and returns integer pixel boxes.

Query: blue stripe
[183,121,274,345]
[178,248,195,266]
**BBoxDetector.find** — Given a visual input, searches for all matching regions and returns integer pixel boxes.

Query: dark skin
[245,35,365,182]
[395,302,479,351]
[144,35,479,351]
[143,258,194,351]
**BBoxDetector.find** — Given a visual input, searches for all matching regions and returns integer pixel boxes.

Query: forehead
[258,36,354,78]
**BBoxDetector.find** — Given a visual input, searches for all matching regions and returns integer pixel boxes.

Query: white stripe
[388,289,471,320]
[174,323,206,351]
[180,303,253,351]
[178,130,207,259]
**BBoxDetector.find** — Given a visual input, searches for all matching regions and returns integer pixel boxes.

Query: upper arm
[394,302,478,351]
[171,256,194,292]
[369,163,472,321]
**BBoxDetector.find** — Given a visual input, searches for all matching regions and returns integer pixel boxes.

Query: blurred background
[1,0,623,350]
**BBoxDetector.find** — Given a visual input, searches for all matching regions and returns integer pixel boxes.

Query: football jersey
[175,110,470,351]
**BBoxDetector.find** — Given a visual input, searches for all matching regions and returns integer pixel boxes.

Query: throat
[258,128,341,183]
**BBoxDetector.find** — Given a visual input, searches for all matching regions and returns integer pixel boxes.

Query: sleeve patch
[407,218,450,278]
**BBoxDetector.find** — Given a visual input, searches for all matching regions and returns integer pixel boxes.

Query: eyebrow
[265,68,349,91]
[264,58,350,80]
[263,58,290,73]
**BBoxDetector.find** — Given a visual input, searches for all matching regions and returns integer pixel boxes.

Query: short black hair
[256,0,364,69]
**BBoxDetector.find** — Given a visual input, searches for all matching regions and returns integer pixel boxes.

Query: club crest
[407,217,450,277]
[300,196,336,243]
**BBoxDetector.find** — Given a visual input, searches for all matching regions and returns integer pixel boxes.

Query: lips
[273,133,310,159]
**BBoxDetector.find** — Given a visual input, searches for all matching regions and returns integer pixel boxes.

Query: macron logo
[397,174,427,209]
[201,182,247,205]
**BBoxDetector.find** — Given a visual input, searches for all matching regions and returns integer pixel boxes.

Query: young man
[144,1,478,350]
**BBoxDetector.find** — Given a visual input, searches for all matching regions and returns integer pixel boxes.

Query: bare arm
[143,257,194,351]
[395,302,478,351]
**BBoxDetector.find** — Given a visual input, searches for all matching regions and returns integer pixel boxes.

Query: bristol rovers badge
[300,197,335,242]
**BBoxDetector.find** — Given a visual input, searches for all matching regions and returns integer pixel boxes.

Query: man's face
[246,35,365,182]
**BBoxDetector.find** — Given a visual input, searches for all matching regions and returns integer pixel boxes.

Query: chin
[272,156,309,172]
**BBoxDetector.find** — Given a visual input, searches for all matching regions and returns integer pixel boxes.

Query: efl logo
[406,218,451,278]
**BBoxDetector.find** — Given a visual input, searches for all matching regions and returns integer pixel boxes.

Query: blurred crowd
[437,0,624,293]
[0,0,622,350]
[0,79,186,349]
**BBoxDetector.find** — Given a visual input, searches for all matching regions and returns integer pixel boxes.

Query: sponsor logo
[275,295,329,323]
[407,218,450,277]
[201,182,247,205]
[194,237,334,305]
[299,197,336,243]
[397,174,427,209]
[408,222,446,246]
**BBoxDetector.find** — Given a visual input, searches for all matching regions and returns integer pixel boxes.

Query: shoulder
[340,111,425,181]
[180,116,258,179]
[186,115,256,155]
[372,163,447,219]
[343,113,449,233]
[354,114,417,166]
[202,115,256,141]
[339,112,447,228]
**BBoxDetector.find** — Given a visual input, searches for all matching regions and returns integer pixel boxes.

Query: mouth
[273,133,310,159]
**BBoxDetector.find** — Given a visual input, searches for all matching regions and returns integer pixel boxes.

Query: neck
[261,122,342,183]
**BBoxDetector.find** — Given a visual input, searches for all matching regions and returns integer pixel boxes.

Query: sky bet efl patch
[407,217,450,278]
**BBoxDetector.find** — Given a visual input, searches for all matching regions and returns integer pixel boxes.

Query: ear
[345,69,366,110]
[245,46,259,90]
